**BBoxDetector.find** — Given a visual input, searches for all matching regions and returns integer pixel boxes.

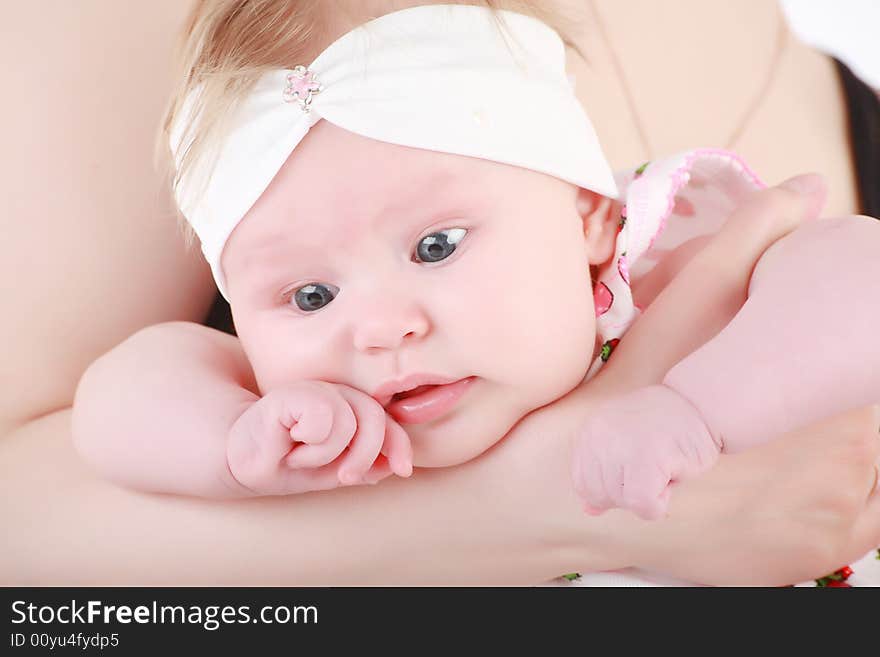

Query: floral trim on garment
[585,149,764,381]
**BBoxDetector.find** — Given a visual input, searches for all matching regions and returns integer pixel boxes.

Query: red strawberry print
[594,282,613,316]
[815,565,854,587]
[600,338,620,362]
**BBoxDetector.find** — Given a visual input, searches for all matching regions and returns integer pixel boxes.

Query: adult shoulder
[0,1,215,434]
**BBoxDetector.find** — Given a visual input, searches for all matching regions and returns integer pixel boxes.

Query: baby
[71,5,880,515]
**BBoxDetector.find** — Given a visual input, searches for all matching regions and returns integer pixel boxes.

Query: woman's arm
[4,384,879,586]
[2,1,599,585]
[7,171,879,584]
[0,1,215,438]
[2,403,604,585]
[4,4,877,586]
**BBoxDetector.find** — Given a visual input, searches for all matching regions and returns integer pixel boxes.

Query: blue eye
[290,282,338,312]
[414,228,467,263]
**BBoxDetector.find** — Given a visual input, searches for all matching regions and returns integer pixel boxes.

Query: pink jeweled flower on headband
[283,66,322,113]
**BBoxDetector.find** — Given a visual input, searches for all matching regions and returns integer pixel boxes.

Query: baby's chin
[405,370,592,467]
[411,444,497,468]
[405,403,522,468]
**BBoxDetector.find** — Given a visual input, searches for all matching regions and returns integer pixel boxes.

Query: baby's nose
[352,302,430,352]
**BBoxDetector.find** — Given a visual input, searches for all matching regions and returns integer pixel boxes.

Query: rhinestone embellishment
[283,66,322,113]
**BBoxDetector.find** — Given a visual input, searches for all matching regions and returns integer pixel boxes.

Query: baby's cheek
[235,333,276,394]
[237,325,329,394]
[524,299,596,403]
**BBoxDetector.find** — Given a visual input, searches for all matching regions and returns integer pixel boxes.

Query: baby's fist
[227,381,411,496]
[571,385,721,520]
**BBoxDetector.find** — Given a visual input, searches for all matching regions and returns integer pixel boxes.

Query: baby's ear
[577,188,617,266]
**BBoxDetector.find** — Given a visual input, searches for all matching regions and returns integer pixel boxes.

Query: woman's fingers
[633,404,880,585]
[598,174,828,393]
[832,404,880,504]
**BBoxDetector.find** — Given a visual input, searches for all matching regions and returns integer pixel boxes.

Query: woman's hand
[547,174,880,584]
[626,405,880,586]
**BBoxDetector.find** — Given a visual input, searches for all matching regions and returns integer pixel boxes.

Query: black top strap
[834,58,880,217]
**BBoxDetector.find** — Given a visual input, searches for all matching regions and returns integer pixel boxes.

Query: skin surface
[566,0,860,217]
[222,122,616,468]
[2,0,878,585]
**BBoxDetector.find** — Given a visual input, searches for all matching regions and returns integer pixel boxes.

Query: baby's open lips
[382,377,478,425]
[372,374,471,408]
[391,384,437,401]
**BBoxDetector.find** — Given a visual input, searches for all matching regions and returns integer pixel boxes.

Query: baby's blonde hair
[155,0,578,247]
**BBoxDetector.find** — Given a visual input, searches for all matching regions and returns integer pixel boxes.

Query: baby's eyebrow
[234,238,312,280]
[372,166,466,222]
[236,167,473,278]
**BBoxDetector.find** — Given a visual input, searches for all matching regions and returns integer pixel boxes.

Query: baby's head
[221,121,617,466]
[165,2,620,467]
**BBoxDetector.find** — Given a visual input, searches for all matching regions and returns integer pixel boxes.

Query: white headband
[170,4,618,300]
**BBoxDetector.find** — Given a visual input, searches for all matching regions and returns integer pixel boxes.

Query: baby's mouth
[391,384,437,402]
[385,377,477,425]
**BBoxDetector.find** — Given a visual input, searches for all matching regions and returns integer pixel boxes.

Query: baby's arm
[665,215,880,450]
[71,321,411,498]
[574,215,880,519]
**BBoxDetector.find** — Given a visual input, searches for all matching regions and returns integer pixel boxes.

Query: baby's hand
[227,381,413,496]
[571,385,721,520]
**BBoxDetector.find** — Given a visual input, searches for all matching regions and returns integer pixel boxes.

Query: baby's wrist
[656,382,723,454]
[223,399,270,496]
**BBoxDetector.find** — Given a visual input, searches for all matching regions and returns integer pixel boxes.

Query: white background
[781,0,880,87]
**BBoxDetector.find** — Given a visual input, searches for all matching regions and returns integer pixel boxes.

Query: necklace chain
[587,0,789,160]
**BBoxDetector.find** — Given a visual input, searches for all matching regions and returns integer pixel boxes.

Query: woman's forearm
[7,351,876,586]
[2,401,625,585]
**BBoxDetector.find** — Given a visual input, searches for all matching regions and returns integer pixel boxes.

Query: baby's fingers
[357,419,413,485]
[284,396,356,469]
[622,461,672,521]
[380,417,413,478]
[571,443,616,516]
[288,398,334,445]
[334,386,388,485]
[362,455,395,485]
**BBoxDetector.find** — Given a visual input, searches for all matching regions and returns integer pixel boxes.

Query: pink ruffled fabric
[586,149,764,378]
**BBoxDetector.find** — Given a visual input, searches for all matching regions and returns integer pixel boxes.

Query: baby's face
[222,122,603,467]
